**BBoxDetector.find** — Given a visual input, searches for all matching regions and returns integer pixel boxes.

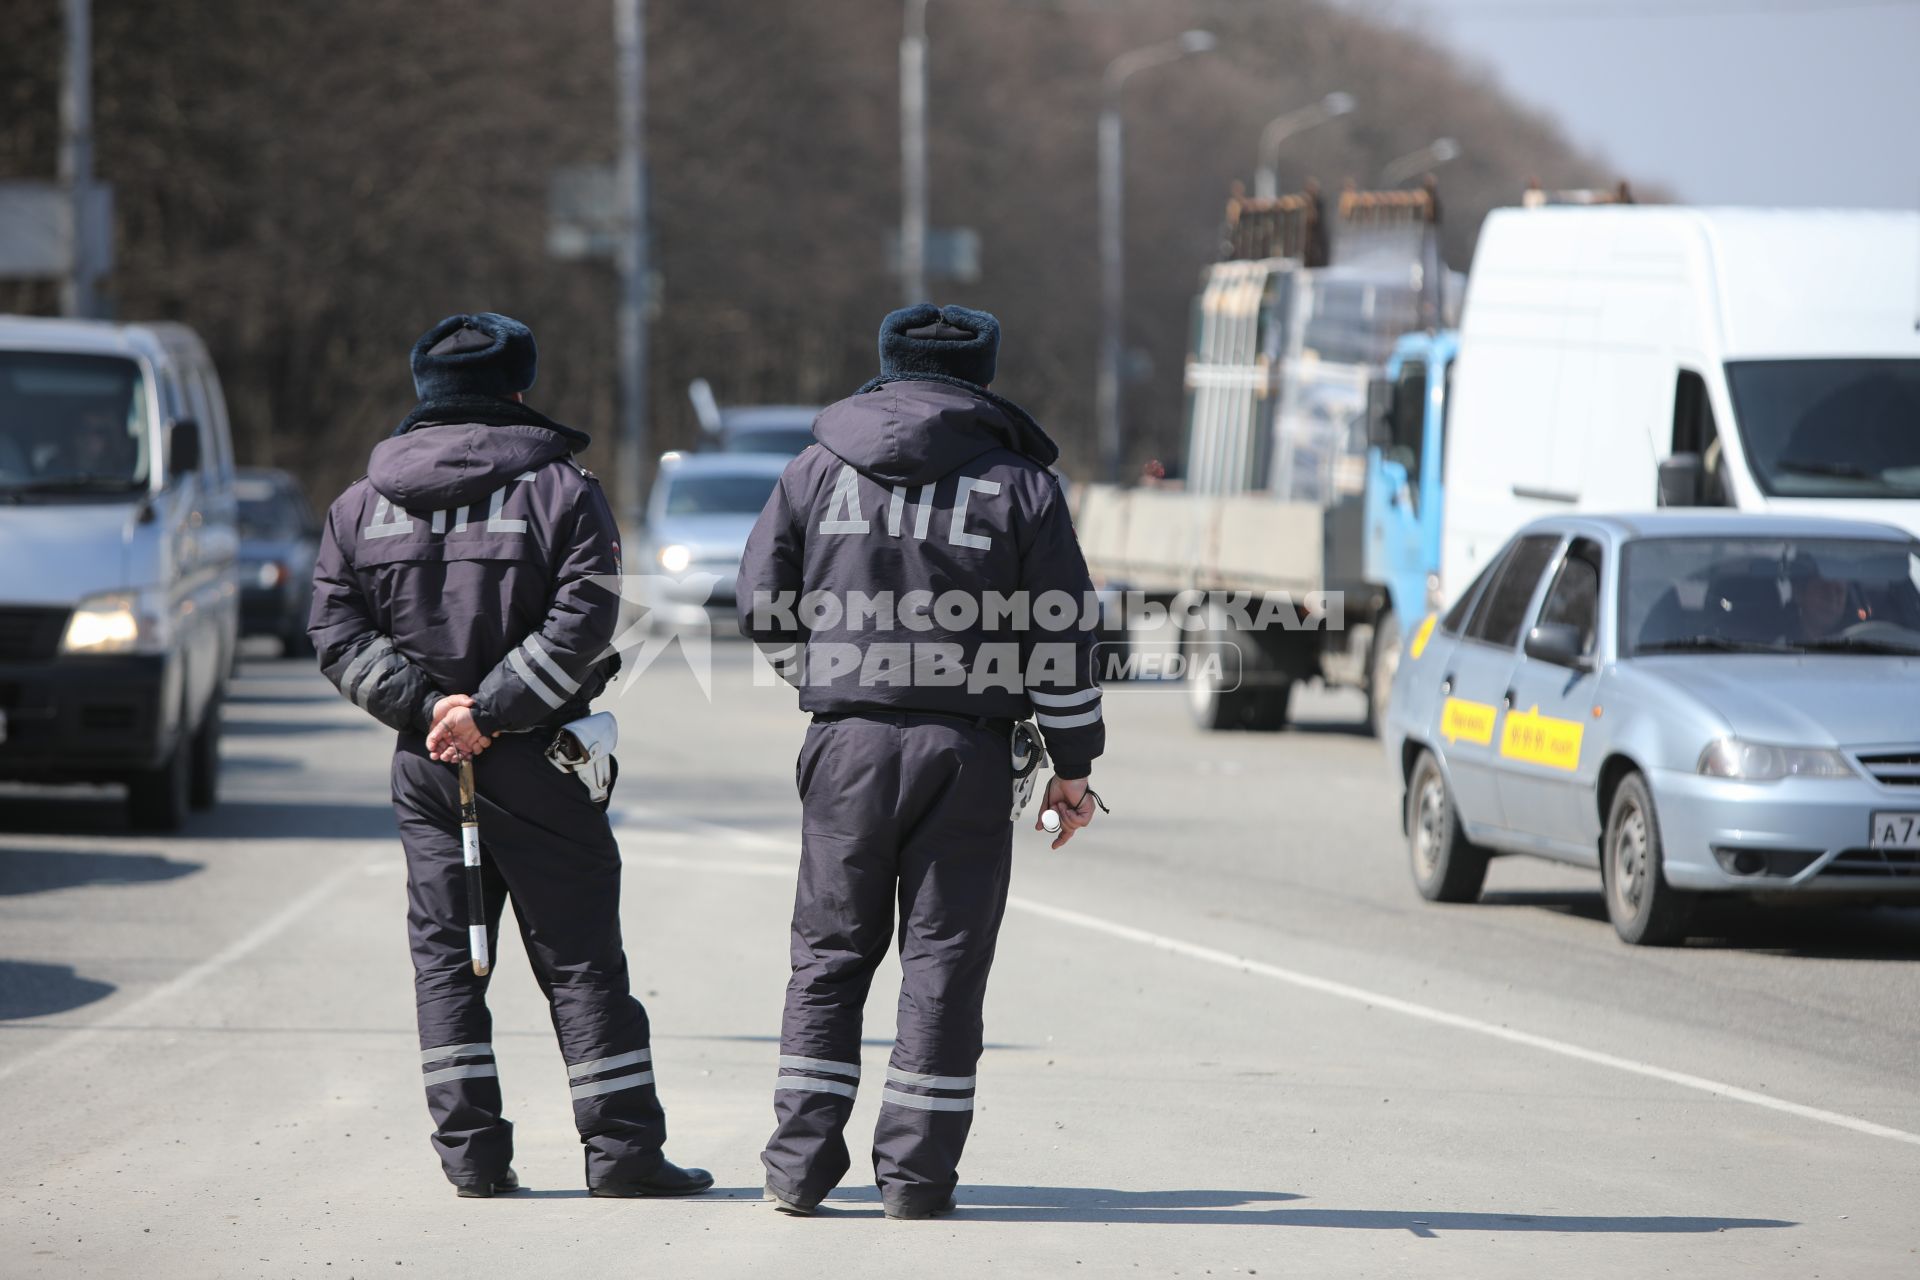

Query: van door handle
[1440,673,1454,695]
[1503,688,1516,708]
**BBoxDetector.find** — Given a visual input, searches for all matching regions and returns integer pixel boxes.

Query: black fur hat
[877,303,999,389]
[410,312,538,400]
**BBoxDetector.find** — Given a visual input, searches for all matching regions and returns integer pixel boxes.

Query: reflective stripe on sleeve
[1028,687,1101,709]
[1034,706,1103,730]
[506,647,567,709]
[521,634,582,694]
[779,1054,860,1078]
[568,1049,652,1079]
[570,1069,655,1100]
[422,1063,499,1087]
[420,1041,492,1066]
[881,1088,973,1112]
[340,637,394,705]
[885,1067,974,1090]
[777,1075,857,1099]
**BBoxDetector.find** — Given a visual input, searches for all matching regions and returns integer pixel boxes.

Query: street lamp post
[614,0,651,535]
[901,0,932,305]
[1380,137,1460,187]
[1097,29,1214,484]
[1253,91,1354,201]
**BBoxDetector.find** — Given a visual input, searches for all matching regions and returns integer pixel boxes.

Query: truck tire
[1365,611,1401,740]
[1601,772,1694,946]
[1406,750,1489,903]
[189,704,221,811]
[1186,631,1251,730]
[129,734,192,832]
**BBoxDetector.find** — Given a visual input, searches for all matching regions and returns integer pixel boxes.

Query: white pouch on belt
[1009,721,1048,822]
[547,711,619,803]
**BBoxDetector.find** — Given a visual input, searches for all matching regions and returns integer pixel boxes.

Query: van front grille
[1822,848,1920,878]
[0,607,69,662]
[1856,751,1920,787]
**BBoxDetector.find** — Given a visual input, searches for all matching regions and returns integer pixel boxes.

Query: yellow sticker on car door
[1440,697,1498,746]
[1499,704,1585,771]
[1408,613,1437,660]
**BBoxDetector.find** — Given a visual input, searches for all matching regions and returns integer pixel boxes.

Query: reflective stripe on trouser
[393,732,667,1187]
[762,716,1013,1208]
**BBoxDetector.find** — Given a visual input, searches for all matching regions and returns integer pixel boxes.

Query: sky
[1363,0,1920,209]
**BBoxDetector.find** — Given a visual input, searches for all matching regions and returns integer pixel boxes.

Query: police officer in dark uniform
[310,312,710,1200]
[738,304,1106,1219]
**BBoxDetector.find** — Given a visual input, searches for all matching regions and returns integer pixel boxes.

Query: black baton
[457,760,491,977]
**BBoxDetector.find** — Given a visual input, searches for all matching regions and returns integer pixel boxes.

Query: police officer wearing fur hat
[739,303,1107,1219]
[309,312,711,1200]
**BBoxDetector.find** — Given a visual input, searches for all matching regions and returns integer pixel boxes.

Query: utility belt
[811,707,1015,737]
[810,708,1045,823]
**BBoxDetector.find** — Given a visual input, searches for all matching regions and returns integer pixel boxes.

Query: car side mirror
[1525,622,1590,670]
[169,419,202,475]
[1365,376,1394,450]
[1658,452,1701,507]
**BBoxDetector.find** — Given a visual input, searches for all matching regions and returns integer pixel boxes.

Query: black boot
[588,1159,715,1198]
[883,1189,957,1220]
[453,1167,522,1199]
[763,1180,819,1216]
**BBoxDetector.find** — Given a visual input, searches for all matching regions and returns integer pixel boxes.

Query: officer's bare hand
[1037,774,1095,850]
[428,697,492,763]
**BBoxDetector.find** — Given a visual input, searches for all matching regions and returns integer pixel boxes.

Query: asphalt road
[3,644,1917,1278]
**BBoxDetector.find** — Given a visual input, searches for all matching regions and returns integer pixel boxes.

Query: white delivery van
[0,316,239,830]
[1440,206,1920,599]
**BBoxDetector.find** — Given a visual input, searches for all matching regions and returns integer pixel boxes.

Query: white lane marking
[612,803,791,853]
[0,854,379,1084]
[1009,897,1920,1149]
[617,817,1920,1150]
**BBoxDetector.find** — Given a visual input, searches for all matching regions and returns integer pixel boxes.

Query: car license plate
[1869,812,1920,850]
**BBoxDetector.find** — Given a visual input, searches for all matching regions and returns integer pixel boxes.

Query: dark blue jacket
[310,408,621,737]
[737,379,1105,778]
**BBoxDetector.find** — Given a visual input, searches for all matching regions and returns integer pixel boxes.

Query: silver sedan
[1384,511,1920,944]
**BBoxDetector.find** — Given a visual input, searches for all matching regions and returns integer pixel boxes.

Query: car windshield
[1724,359,1920,499]
[723,427,814,456]
[1623,536,1920,657]
[237,481,312,540]
[0,352,151,497]
[664,471,780,516]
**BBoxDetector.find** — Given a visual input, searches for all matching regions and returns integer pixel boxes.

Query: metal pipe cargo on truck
[1441,205,1920,604]
[1075,185,1463,736]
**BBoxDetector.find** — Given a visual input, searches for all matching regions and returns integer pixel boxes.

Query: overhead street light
[1253,91,1355,201]
[1097,30,1215,484]
[1381,137,1460,187]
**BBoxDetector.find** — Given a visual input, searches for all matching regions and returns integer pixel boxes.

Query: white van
[1441,206,1920,599]
[0,316,239,829]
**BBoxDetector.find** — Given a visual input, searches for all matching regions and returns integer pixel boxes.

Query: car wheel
[1602,772,1693,946]
[189,705,221,811]
[128,733,192,832]
[1406,749,1489,903]
[281,625,315,659]
[1365,611,1401,740]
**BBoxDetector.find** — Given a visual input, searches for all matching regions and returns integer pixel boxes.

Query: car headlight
[1697,738,1854,781]
[61,589,172,655]
[657,543,692,574]
[256,561,287,589]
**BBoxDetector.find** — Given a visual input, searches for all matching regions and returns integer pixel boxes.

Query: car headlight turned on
[256,561,287,589]
[1697,738,1854,781]
[657,543,692,574]
[60,589,172,655]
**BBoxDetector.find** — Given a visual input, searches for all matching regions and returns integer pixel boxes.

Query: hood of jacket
[368,394,587,509]
[368,422,576,510]
[813,378,1059,487]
